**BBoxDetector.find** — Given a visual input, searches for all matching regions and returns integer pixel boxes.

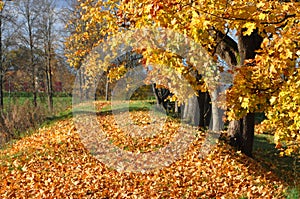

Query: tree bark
[26,2,37,107]
[204,92,211,126]
[152,83,170,112]
[228,29,263,156]
[197,91,205,127]
[209,86,224,132]
[182,95,199,126]
[174,101,179,114]
[242,112,255,157]
[79,69,83,100]
[45,2,54,113]
[105,76,109,101]
[182,92,211,128]
[0,13,3,111]
[46,49,53,112]
[213,28,262,156]
[228,120,242,147]
[0,74,3,110]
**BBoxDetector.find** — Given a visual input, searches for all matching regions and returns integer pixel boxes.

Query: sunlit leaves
[107,65,127,81]
[259,72,300,156]
[65,0,120,69]
[242,22,256,36]
[65,0,300,155]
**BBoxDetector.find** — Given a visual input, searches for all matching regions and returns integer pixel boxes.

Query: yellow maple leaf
[270,96,277,105]
[241,97,250,109]
[282,4,289,11]
[256,2,265,8]
[258,13,266,20]
[242,22,256,36]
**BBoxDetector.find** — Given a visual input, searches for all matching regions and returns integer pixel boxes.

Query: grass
[42,107,73,127]
[285,187,300,199]
[2,98,154,144]
[3,95,72,113]
[99,99,156,113]
[253,133,299,191]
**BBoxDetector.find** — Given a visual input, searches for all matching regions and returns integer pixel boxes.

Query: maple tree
[65,0,300,157]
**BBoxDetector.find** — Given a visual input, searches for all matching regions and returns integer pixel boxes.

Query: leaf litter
[0,101,290,198]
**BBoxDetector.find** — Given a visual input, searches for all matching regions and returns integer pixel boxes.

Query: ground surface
[0,101,298,198]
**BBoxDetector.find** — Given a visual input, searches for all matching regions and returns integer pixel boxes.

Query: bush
[53,92,72,97]
[4,92,32,98]
[0,100,47,140]
[4,92,72,98]
[0,96,72,147]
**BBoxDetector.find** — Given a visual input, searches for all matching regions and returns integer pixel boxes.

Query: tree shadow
[96,102,163,116]
[252,134,299,186]
[44,111,73,126]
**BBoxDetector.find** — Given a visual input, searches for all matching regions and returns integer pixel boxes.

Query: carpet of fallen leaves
[0,101,290,198]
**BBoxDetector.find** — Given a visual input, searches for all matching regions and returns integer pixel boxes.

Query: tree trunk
[182,93,211,127]
[46,8,54,113]
[79,69,83,100]
[182,95,199,126]
[242,113,255,157]
[209,86,224,132]
[105,76,109,101]
[0,13,3,111]
[204,92,211,126]
[28,11,37,107]
[152,83,170,112]
[0,72,3,111]
[197,91,205,127]
[32,67,37,107]
[228,29,263,156]
[228,120,242,148]
[174,101,179,114]
[46,51,53,112]
[0,5,8,147]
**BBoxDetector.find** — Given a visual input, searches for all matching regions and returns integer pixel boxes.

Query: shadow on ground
[44,110,73,126]
[253,134,299,187]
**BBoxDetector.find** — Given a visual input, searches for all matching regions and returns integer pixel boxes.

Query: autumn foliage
[65,0,300,156]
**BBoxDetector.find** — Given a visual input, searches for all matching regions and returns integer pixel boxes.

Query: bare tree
[0,0,18,110]
[14,0,41,107]
[0,0,20,143]
[36,0,58,112]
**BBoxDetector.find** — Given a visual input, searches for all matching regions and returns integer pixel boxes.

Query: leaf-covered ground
[0,101,294,198]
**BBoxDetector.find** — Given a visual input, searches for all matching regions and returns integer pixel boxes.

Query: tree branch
[213,30,239,67]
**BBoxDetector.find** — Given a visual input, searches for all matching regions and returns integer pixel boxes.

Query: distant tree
[35,0,58,111]
[0,0,18,110]
[0,0,20,143]
[14,0,42,107]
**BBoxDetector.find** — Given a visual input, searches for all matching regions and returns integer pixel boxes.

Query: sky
[56,0,70,8]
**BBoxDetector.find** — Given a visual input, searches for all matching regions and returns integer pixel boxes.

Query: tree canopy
[65,0,300,156]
